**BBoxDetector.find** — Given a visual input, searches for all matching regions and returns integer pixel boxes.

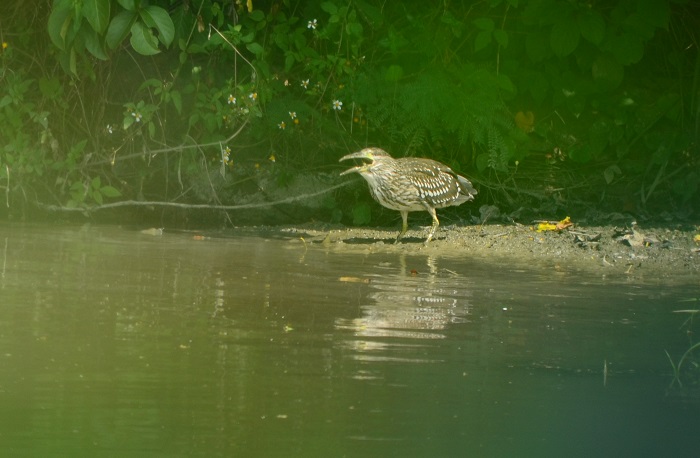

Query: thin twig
[88,119,250,166]
[38,180,356,213]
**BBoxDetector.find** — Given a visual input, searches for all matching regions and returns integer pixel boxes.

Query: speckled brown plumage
[340,147,477,243]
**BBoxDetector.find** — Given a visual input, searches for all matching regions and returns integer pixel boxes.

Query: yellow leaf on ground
[536,222,557,232]
[536,216,573,232]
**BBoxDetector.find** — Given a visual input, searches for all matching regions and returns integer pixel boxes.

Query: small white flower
[300,79,309,89]
[221,146,231,164]
[289,111,297,119]
[332,100,343,111]
[278,121,286,130]
[308,19,317,30]
[106,124,113,134]
[227,94,236,105]
[132,112,142,122]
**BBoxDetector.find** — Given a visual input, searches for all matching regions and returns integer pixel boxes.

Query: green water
[0,222,698,457]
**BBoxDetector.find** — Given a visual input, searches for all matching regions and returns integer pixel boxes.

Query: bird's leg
[395,210,409,243]
[424,208,440,244]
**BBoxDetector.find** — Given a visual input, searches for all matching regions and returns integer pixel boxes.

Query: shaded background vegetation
[0,0,698,227]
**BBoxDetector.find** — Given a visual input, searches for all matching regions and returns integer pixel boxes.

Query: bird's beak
[339,151,373,176]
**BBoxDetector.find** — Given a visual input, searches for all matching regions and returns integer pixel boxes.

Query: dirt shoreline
[226,221,700,283]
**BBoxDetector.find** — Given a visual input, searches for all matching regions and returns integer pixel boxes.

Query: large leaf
[606,32,643,65]
[83,26,108,60]
[525,31,550,63]
[550,15,580,57]
[130,21,160,55]
[578,11,605,45]
[47,3,74,50]
[321,2,338,15]
[246,42,264,56]
[106,10,136,49]
[140,5,175,47]
[117,0,138,11]
[83,0,111,34]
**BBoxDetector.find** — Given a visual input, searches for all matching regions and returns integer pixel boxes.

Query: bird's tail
[457,175,477,199]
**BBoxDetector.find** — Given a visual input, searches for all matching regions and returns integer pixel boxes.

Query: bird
[339,147,477,244]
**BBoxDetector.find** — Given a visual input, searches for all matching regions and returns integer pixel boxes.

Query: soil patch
[220,221,700,284]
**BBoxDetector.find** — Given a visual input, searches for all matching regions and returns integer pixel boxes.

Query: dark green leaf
[100,186,122,198]
[83,0,111,34]
[246,42,264,56]
[475,153,490,172]
[249,10,265,21]
[472,17,494,32]
[116,0,137,12]
[48,4,74,50]
[525,31,550,62]
[140,5,175,46]
[474,30,492,52]
[106,10,136,49]
[352,203,371,225]
[354,0,383,26]
[604,165,621,184]
[550,16,580,57]
[568,143,592,163]
[346,21,363,37]
[293,32,306,50]
[170,90,183,115]
[606,32,643,65]
[130,21,160,55]
[321,2,338,15]
[284,53,295,71]
[91,176,101,190]
[83,27,108,60]
[70,139,88,156]
[384,64,403,82]
[93,189,104,205]
[69,48,77,76]
[578,11,605,45]
[495,74,515,95]
[493,29,508,48]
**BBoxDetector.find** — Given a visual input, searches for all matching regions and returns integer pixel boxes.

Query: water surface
[0,222,698,457]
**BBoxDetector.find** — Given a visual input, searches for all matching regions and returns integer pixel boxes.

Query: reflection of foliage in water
[666,304,700,395]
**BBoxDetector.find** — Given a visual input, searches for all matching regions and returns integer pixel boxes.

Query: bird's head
[339,147,391,176]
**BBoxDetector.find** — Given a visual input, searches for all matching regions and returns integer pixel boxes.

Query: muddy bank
[219,221,700,283]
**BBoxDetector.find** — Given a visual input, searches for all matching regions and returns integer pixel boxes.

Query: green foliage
[1,0,698,219]
[66,173,122,208]
[48,0,174,76]
[351,202,372,226]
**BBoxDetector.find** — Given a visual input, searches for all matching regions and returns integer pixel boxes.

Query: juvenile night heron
[340,147,477,243]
